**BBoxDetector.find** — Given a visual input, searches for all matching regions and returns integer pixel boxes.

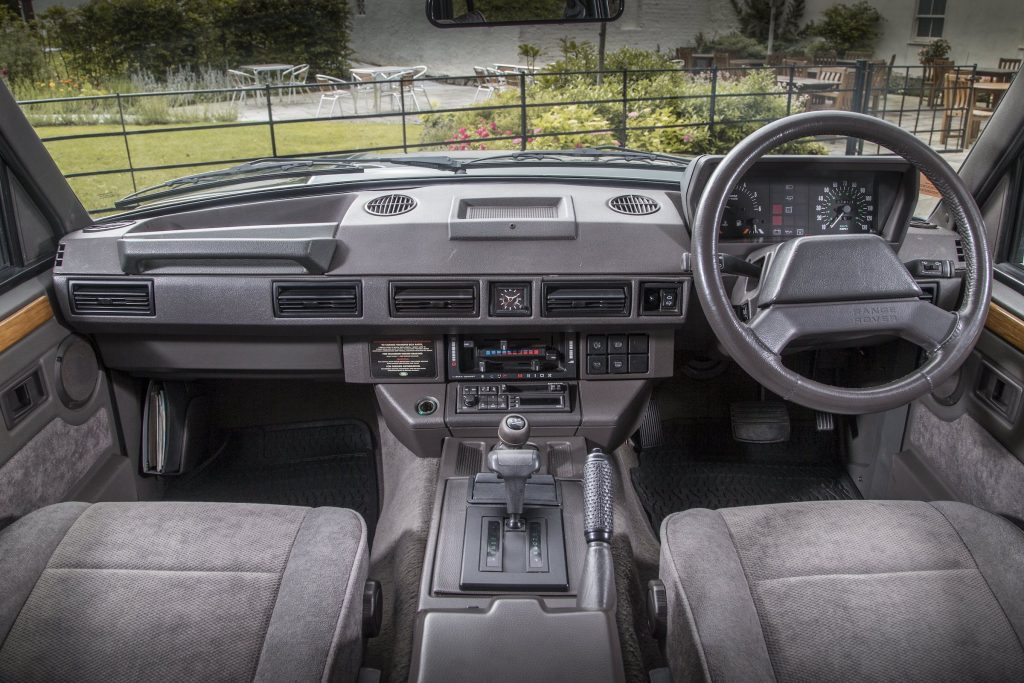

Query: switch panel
[586,333,650,377]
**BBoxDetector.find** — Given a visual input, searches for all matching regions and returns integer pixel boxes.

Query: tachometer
[720,182,768,240]
[814,179,874,233]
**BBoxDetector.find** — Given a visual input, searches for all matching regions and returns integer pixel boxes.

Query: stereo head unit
[447,333,577,381]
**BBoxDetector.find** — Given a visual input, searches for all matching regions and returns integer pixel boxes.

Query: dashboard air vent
[608,194,660,216]
[543,282,631,317]
[69,280,154,316]
[274,282,361,318]
[391,282,478,317]
[54,243,66,268]
[365,194,416,217]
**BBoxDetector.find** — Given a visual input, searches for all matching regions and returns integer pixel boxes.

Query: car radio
[446,333,577,381]
[456,382,572,413]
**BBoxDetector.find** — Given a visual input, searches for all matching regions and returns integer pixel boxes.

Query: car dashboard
[52,155,964,451]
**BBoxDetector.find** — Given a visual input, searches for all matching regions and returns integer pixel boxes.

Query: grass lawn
[34,120,424,214]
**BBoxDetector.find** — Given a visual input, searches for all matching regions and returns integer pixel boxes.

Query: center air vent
[543,282,631,317]
[69,280,154,316]
[274,282,361,318]
[365,194,416,216]
[608,194,660,216]
[391,282,478,317]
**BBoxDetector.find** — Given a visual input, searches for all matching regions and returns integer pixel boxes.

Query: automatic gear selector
[487,414,541,530]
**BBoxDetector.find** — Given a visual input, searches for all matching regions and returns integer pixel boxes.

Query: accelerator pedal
[730,401,791,443]
[816,411,836,432]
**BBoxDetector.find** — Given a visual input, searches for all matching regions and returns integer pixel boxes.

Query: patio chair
[712,52,731,69]
[807,67,853,111]
[674,47,694,69]
[923,58,954,107]
[282,64,309,101]
[314,74,358,117]
[472,66,506,103]
[382,67,433,112]
[867,56,895,114]
[941,73,993,146]
[228,68,260,105]
[349,69,381,112]
[998,57,1022,71]
[814,51,838,66]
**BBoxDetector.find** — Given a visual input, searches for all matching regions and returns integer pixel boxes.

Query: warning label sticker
[369,340,437,379]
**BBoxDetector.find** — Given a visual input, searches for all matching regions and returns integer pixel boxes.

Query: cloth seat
[0,501,369,683]
[659,500,1024,682]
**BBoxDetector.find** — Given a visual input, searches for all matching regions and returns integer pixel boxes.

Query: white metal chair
[228,69,260,105]
[472,66,506,103]
[382,66,433,112]
[349,69,381,112]
[282,63,309,101]
[314,74,359,117]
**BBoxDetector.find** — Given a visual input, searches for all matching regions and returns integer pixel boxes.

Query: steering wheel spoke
[749,299,958,356]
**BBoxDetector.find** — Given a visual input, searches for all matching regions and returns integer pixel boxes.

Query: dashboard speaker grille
[391,282,479,317]
[608,194,660,216]
[69,280,154,316]
[274,282,361,318]
[365,194,416,216]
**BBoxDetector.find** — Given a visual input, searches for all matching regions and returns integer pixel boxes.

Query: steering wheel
[691,111,992,415]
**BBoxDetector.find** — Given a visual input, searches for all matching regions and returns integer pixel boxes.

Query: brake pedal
[730,401,790,443]
[816,411,836,432]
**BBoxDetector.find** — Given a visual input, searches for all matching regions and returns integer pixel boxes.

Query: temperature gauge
[814,179,875,233]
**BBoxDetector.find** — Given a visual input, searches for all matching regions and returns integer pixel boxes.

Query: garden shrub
[0,7,49,88]
[425,63,825,156]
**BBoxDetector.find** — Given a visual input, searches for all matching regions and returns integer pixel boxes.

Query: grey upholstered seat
[0,501,369,683]
[659,500,1024,683]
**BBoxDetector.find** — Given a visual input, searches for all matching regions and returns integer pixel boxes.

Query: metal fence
[17,61,991,214]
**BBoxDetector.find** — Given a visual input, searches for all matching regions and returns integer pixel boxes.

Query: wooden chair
[814,51,838,66]
[314,74,358,117]
[940,73,993,146]
[923,58,954,107]
[808,67,854,111]
[712,52,731,69]
[674,47,694,68]
[867,56,895,113]
[998,57,1022,71]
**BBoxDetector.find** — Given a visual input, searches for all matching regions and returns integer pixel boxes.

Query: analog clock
[491,283,531,316]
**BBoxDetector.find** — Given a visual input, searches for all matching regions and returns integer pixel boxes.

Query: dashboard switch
[628,334,649,354]
[588,356,608,375]
[609,355,628,374]
[628,354,649,374]
[608,335,628,353]
[587,335,607,354]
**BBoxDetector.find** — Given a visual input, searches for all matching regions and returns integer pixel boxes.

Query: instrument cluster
[720,174,877,241]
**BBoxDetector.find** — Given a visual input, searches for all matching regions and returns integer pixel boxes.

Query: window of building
[915,0,946,39]
[355,0,366,16]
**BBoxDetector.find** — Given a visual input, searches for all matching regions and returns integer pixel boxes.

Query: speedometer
[720,182,768,240]
[814,180,874,233]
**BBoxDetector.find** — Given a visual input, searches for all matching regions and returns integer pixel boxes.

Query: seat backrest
[713,51,731,68]
[816,67,846,83]
[998,57,1022,71]
[289,64,309,84]
[315,74,347,92]
[942,72,972,110]
[227,69,255,87]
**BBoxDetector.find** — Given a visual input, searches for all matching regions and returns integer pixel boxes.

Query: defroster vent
[69,280,154,316]
[608,194,660,216]
[365,194,416,216]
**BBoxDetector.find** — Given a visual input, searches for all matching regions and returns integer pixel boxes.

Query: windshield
[3,0,1017,215]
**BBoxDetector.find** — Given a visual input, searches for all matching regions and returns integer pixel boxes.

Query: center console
[409,415,625,683]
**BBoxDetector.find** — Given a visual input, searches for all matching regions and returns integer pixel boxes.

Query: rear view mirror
[427,0,623,27]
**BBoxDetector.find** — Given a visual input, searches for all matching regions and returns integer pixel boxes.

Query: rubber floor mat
[630,418,859,531]
[163,419,378,539]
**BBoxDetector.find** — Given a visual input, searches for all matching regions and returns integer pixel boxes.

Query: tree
[729,0,805,45]
[808,1,882,57]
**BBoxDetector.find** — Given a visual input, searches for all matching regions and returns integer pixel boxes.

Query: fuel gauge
[720,182,768,240]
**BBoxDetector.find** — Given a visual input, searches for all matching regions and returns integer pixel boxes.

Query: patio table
[350,66,418,112]
[972,81,1011,111]
[972,67,1017,82]
[239,64,294,85]
[777,76,838,91]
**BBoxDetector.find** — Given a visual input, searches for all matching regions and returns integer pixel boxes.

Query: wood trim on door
[986,301,1024,353]
[0,295,53,354]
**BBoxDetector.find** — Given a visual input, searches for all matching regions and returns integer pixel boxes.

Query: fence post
[620,68,629,147]
[115,93,137,193]
[785,66,795,116]
[709,66,718,139]
[519,76,528,151]
[265,85,278,157]
[846,59,868,155]
[400,80,408,154]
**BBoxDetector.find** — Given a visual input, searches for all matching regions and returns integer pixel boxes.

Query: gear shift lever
[487,414,540,530]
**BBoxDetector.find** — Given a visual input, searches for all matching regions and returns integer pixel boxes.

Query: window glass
[916,0,946,38]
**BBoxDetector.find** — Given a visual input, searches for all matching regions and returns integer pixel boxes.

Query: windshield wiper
[461,147,691,168]
[115,155,465,209]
